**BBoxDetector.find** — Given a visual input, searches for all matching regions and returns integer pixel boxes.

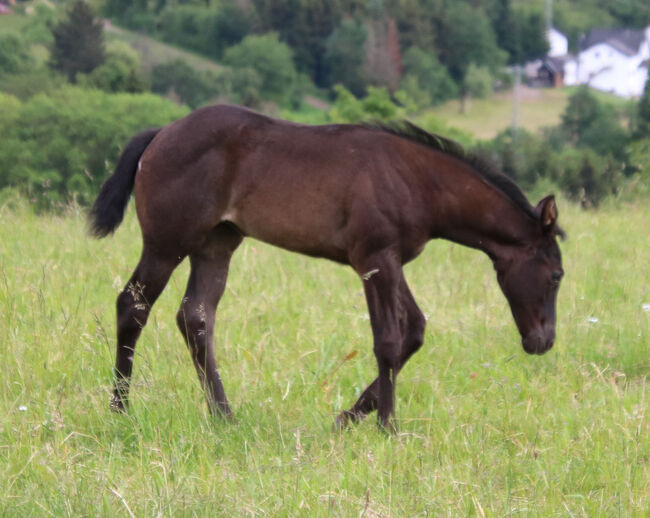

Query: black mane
[367,120,538,221]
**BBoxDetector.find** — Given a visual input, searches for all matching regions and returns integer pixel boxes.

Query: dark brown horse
[90,104,564,430]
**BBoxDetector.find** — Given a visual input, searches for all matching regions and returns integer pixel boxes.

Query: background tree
[0,34,33,76]
[363,17,402,91]
[222,33,298,106]
[436,3,506,82]
[49,1,105,82]
[561,87,600,145]
[323,20,367,96]
[252,0,342,86]
[400,45,457,106]
[151,60,226,108]
[464,63,493,100]
[82,41,148,93]
[211,2,251,58]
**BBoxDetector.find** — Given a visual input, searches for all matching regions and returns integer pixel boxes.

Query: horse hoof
[377,418,397,435]
[333,410,363,431]
[110,395,127,413]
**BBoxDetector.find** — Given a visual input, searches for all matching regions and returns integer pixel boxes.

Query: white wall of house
[563,28,650,97]
[547,28,568,57]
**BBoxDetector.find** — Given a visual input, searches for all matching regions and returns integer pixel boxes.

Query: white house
[564,26,650,98]
[547,27,568,57]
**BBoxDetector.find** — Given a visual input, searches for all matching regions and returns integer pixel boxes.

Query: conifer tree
[50,1,105,82]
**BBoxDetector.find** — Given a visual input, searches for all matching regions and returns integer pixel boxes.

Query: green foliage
[493,1,549,65]
[0,34,33,76]
[151,59,225,109]
[49,1,106,82]
[156,5,214,54]
[225,66,264,107]
[561,87,628,160]
[0,88,188,209]
[211,2,251,59]
[554,148,623,207]
[624,137,650,198]
[463,63,494,100]
[252,0,342,86]
[436,2,507,81]
[223,33,298,106]
[561,87,600,144]
[324,20,367,96]
[635,77,650,138]
[328,85,403,123]
[387,0,441,51]
[0,67,67,100]
[18,3,57,46]
[400,46,457,107]
[483,91,627,208]
[81,41,149,93]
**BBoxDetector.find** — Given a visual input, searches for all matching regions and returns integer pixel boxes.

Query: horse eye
[551,271,563,284]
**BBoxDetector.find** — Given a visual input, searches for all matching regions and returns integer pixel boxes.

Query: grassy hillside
[0,197,647,516]
[424,86,634,140]
[103,21,224,74]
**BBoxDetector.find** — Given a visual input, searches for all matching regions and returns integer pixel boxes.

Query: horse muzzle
[522,327,555,355]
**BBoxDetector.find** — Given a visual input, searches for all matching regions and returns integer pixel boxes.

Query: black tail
[89,128,161,238]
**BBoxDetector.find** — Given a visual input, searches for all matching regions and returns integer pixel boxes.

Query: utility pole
[545,0,553,31]
[512,64,521,143]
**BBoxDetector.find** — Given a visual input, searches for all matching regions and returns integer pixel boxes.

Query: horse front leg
[336,274,426,429]
[343,251,403,431]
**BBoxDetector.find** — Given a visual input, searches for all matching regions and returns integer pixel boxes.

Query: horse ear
[536,195,558,232]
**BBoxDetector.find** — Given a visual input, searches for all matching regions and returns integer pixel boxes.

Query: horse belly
[224,193,349,263]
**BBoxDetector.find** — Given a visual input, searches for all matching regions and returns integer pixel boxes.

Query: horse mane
[366,120,539,222]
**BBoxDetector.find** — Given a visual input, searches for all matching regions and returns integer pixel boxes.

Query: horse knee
[373,330,402,369]
[407,310,426,351]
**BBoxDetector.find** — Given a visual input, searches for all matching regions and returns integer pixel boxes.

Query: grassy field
[0,196,648,516]
[424,87,634,140]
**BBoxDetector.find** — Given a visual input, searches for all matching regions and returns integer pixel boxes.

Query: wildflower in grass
[588,316,599,324]
[642,303,650,312]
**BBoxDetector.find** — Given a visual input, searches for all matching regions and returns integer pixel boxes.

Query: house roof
[541,55,572,74]
[580,28,646,56]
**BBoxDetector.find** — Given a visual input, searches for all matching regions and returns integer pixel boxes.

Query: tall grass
[0,198,647,516]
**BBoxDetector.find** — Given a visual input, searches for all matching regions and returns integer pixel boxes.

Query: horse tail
[89,128,161,238]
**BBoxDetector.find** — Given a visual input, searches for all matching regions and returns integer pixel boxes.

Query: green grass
[0,196,648,517]
[424,86,635,140]
[425,87,572,140]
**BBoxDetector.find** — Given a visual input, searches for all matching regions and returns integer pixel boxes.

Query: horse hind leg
[176,223,242,417]
[112,248,181,412]
[336,274,426,429]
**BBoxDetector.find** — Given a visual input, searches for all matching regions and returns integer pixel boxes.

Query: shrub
[0,88,188,209]
[223,34,298,106]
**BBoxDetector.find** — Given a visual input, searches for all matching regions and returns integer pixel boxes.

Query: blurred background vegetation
[0,0,649,210]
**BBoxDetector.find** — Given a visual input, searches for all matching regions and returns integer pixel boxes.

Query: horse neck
[427,168,538,260]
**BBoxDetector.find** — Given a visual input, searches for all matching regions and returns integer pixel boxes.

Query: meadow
[0,197,647,516]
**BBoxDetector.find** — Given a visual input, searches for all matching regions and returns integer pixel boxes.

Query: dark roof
[542,55,572,74]
[367,120,538,220]
[580,28,646,56]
